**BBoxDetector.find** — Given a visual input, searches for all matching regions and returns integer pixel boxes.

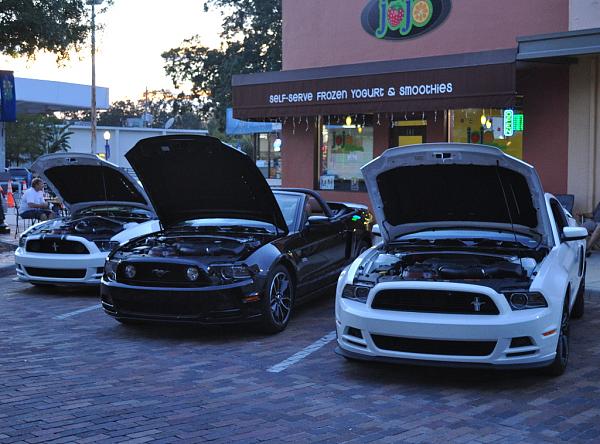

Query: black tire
[572,278,585,319]
[260,265,295,334]
[544,298,570,377]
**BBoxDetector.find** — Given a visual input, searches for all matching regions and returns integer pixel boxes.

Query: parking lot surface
[2,276,600,443]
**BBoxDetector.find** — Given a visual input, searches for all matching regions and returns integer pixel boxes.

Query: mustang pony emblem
[471,296,486,312]
[152,269,170,277]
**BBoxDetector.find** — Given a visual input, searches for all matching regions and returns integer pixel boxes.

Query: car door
[548,197,584,303]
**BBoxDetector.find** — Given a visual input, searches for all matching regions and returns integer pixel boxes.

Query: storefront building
[232,0,600,213]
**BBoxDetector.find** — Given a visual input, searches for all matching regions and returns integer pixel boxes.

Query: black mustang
[101,135,373,332]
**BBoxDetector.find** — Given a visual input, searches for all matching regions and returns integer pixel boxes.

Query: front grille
[25,267,86,279]
[371,289,499,315]
[372,335,497,356]
[26,238,89,254]
[116,262,211,287]
[111,288,243,319]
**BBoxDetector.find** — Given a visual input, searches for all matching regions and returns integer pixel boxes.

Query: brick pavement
[2,277,600,443]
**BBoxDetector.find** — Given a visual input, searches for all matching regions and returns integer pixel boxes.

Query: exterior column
[0,121,5,169]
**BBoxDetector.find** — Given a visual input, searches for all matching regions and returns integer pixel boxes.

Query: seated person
[19,178,54,221]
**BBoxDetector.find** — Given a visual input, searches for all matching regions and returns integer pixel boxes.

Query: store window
[319,120,373,192]
[449,108,524,159]
[255,133,281,181]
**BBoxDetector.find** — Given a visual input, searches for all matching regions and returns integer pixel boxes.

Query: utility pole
[88,0,103,154]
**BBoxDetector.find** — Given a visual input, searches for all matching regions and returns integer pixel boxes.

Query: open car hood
[125,135,288,233]
[31,153,154,214]
[361,143,553,246]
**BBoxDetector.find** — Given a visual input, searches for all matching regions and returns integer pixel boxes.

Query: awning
[225,108,282,135]
[518,27,600,61]
[232,49,517,119]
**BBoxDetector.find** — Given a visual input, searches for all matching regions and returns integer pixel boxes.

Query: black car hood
[126,135,288,233]
[31,153,154,214]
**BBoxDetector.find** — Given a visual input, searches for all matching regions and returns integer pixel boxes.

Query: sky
[0,0,224,103]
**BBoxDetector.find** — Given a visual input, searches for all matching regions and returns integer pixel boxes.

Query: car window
[274,193,302,230]
[550,199,568,240]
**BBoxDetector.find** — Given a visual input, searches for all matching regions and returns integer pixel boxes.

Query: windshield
[395,229,541,249]
[274,193,302,230]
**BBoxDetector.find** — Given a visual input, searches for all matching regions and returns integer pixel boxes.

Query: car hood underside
[361,144,552,246]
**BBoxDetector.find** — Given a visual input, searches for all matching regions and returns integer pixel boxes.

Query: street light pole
[87,0,103,154]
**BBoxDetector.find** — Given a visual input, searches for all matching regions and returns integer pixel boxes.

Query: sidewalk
[0,209,19,268]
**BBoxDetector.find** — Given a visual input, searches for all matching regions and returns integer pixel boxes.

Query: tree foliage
[5,115,73,166]
[162,0,282,130]
[0,0,94,59]
[63,90,206,129]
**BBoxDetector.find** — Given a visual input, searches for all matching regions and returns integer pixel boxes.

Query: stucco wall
[519,64,570,195]
[570,0,600,30]
[568,56,600,213]
[283,0,568,70]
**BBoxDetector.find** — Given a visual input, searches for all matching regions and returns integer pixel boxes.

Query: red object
[6,181,14,208]
[470,133,480,144]
[387,5,404,28]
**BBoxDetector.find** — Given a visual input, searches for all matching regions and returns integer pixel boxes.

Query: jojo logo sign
[361,0,452,40]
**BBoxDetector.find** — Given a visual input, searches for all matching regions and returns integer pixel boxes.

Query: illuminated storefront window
[449,108,524,159]
[255,133,281,180]
[319,121,373,192]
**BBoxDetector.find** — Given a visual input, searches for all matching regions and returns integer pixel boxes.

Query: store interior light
[357,125,363,134]
[480,114,487,126]
[345,116,352,126]
[485,120,492,129]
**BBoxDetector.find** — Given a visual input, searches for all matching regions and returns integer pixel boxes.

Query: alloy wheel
[269,271,292,324]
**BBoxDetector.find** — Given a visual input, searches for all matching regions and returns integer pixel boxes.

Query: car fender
[110,219,161,244]
[531,247,569,322]
[244,242,298,282]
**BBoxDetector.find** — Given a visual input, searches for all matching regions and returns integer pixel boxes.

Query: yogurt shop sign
[361,0,452,40]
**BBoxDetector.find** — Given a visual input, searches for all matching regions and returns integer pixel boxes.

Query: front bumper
[15,247,107,285]
[335,282,560,368]
[101,278,265,325]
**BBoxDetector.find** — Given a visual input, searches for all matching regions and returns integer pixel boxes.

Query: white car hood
[361,143,553,246]
[31,153,154,214]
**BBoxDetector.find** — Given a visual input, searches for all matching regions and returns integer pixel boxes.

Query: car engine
[117,234,264,259]
[355,249,538,290]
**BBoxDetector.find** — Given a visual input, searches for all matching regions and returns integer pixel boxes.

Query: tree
[0,0,96,59]
[162,0,282,131]
[5,115,73,165]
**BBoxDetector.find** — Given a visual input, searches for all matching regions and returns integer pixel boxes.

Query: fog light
[186,267,199,281]
[124,265,136,279]
[509,292,528,309]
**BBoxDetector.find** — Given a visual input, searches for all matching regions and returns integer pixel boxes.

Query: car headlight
[18,235,27,248]
[211,264,254,282]
[341,284,372,303]
[104,259,118,281]
[503,291,548,310]
[94,240,120,252]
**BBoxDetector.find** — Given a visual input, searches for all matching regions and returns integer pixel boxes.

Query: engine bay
[355,248,538,290]
[25,215,142,242]
[115,234,264,259]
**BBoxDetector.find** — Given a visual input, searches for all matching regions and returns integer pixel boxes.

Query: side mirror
[562,226,588,241]
[306,215,329,226]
